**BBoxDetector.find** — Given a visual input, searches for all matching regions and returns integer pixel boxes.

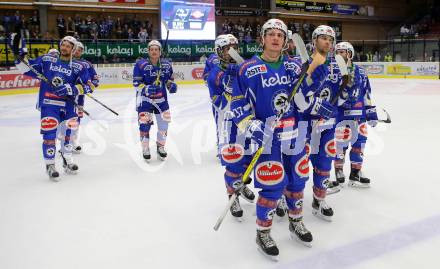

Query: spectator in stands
[0,27,5,42]
[138,27,149,43]
[384,52,393,62]
[400,24,410,37]
[245,31,252,43]
[373,51,379,62]
[79,20,89,39]
[42,31,52,41]
[57,14,66,38]
[30,10,39,27]
[66,17,75,36]
[31,26,42,39]
[19,15,30,39]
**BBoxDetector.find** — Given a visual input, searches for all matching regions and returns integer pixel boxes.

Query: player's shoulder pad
[160,59,172,69]
[71,60,84,71]
[357,65,366,76]
[238,57,263,78]
[136,58,148,67]
[41,55,58,63]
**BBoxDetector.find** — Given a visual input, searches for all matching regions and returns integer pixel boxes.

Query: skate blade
[64,168,78,175]
[49,176,61,182]
[257,246,279,262]
[348,181,370,188]
[312,210,333,222]
[157,156,166,161]
[326,187,341,195]
[290,232,313,248]
[144,158,151,163]
[232,216,243,222]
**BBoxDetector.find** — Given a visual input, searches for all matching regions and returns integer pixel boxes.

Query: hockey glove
[167,81,177,94]
[365,106,378,127]
[53,84,80,97]
[308,97,336,119]
[246,119,272,148]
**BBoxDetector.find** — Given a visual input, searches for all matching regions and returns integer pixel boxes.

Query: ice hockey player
[204,36,223,157]
[301,25,342,222]
[328,41,378,190]
[206,34,255,220]
[133,40,177,162]
[67,41,99,153]
[12,35,92,181]
[231,18,335,259]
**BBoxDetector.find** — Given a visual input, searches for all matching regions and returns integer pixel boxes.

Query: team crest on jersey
[272,90,292,115]
[255,161,284,186]
[245,64,267,78]
[319,87,331,102]
[295,155,309,177]
[51,76,64,87]
[221,144,244,163]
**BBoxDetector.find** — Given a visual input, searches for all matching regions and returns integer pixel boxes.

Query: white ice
[1,78,440,269]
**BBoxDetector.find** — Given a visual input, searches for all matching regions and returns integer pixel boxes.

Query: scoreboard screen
[161,0,216,40]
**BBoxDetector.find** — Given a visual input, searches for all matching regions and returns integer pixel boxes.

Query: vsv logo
[49,63,72,76]
[261,73,290,88]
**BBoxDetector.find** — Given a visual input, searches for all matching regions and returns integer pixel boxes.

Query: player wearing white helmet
[328,41,378,190]
[12,34,92,180]
[133,39,177,161]
[47,48,60,57]
[63,40,99,154]
[207,33,256,220]
[301,25,341,222]
[230,18,333,259]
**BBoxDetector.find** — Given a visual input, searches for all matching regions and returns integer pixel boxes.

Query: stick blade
[292,33,309,64]
[335,54,348,76]
[228,47,244,64]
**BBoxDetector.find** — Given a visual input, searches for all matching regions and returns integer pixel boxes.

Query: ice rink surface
[1,78,440,269]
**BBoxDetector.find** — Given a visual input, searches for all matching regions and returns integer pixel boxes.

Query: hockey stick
[214,34,310,231]
[330,55,349,105]
[85,93,119,116]
[379,108,392,123]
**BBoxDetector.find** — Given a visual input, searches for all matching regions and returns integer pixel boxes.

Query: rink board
[0,62,438,96]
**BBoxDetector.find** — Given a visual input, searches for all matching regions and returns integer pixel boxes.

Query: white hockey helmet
[48,48,60,57]
[312,25,336,47]
[260,19,288,48]
[215,34,239,62]
[148,40,162,50]
[76,41,84,50]
[335,41,355,59]
[60,35,77,50]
